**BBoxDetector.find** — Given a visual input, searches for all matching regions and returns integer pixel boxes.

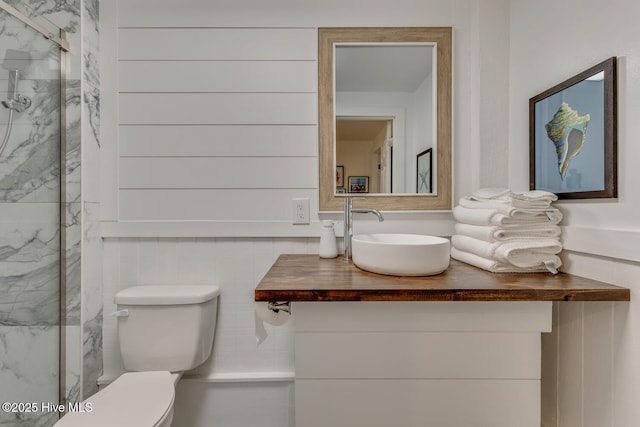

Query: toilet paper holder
[268,301,291,314]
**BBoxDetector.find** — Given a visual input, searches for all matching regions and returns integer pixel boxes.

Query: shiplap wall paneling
[119,125,317,157]
[118,28,316,60]
[117,27,318,222]
[118,93,316,125]
[119,61,316,93]
[120,158,317,189]
[119,189,319,221]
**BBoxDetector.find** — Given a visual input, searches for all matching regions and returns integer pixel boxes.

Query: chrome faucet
[343,197,384,261]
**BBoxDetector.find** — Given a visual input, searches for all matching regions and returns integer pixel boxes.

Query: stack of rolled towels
[451,188,563,274]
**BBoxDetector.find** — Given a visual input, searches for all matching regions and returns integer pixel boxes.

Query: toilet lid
[53,371,175,427]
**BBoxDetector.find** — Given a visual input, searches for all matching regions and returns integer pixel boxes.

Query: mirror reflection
[335,44,434,194]
[318,27,452,211]
[336,118,392,194]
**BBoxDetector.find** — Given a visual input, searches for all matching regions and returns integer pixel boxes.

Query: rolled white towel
[452,234,561,258]
[494,243,562,269]
[454,223,561,243]
[452,234,500,259]
[451,235,562,270]
[451,247,559,273]
[453,205,563,227]
[494,225,562,240]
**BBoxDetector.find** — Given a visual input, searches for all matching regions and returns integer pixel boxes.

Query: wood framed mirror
[318,27,452,211]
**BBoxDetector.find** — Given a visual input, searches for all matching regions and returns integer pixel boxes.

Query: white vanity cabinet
[293,301,549,427]
[255,255,629,427]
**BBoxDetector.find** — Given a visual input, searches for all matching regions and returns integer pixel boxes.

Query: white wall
[102,0,511,233]
[509,1,640,426]
[100,0,510,426]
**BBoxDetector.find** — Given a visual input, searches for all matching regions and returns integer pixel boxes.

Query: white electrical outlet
[292,198,310,225]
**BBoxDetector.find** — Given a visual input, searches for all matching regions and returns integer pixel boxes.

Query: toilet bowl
[53,371,177,427]
[54,284,219,427]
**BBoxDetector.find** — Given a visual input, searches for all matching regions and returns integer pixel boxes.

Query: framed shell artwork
[529,57,617,199]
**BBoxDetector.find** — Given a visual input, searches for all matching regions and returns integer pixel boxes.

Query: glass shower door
[0,6,62,427]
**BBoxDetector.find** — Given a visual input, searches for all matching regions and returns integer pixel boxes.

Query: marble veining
[82,0,100,150]
[83,0,98,34]
[3,0,80,34]
[63,81,81,204]
[0,79,61,202]
[0,32,62,329]
[0,326,59,427]
[82,308,102,398]
[83,56,100,148]
[1,1,78,425]
[63,202,81,324]
[64,325,81,404]
[0,76,62,327]
[79,0,102,400]
[1,0,100,417]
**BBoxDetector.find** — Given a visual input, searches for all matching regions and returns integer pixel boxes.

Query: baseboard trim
[181,371,295,383]
[98,371,295,386]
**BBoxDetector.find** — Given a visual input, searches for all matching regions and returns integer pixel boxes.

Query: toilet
[54,284,220,427]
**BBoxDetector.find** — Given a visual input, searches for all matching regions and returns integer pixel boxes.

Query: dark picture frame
[529,57,617,199]
[416,148,433,193]
[348,176,369,193]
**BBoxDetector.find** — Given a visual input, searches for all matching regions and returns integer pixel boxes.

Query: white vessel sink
[351,233,451,276]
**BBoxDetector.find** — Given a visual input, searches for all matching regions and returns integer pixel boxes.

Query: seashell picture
[529,57,617,199]
[544,102,590,180]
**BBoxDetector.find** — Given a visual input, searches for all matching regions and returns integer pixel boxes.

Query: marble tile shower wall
[79,0,102,400]
[0,7,65,427]
[0,1,100,425]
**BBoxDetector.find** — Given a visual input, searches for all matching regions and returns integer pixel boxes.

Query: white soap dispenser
[319,220,339,258]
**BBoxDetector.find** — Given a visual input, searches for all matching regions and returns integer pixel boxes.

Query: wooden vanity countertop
[254,254,630,302]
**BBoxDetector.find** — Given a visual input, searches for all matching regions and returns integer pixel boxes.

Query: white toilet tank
[114,285,220,372]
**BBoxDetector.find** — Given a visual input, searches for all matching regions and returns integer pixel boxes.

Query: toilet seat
[53,371,175,427]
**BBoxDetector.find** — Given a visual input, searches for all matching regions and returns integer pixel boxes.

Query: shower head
[3,50,31,103]
[2,49,31,71]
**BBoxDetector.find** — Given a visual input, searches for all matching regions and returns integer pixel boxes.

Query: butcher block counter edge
[254,254,630,302]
